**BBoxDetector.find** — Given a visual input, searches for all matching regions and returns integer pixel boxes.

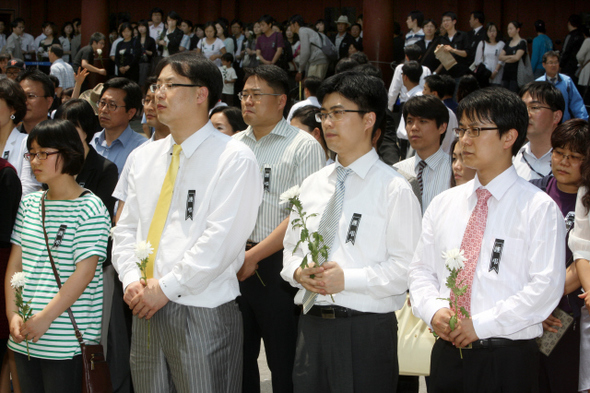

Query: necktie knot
[172,144,182,157]
[336,166,352,184]
[418,160,427,172]
[475,187,492,206]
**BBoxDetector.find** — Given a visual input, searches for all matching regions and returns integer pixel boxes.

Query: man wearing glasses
[233,65,324,393]
[90,77,146,174]
[515,82,565,180]
[281,71,421,391]
[112,52,262,392]
[409,87,565,392]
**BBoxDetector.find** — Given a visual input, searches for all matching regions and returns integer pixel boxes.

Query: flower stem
[255,271,266,286]
[26,339,30,361]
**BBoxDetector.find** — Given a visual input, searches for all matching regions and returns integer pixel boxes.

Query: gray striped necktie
[302,165,352,314]
[417,160,427,200]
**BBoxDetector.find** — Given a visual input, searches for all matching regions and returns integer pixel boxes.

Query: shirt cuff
[471,310,495,339]
[344,268,367,292]
[573,250,590,262]
[159,272,184,301]
[422,299,450,329]
[122,270,142,292]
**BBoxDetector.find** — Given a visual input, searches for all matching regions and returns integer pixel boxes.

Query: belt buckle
[321,308,336,319]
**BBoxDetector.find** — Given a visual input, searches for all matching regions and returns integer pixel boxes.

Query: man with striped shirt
[394,95,451,214]
[233,65,324,393]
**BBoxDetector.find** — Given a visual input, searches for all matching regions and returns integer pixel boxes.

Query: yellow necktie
[146,144,182,278]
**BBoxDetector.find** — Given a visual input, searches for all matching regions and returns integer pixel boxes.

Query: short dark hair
[484,22,500,43]
[393,21,401,36]
[244,65,289,96]
[49,43,64,58]
[441,74,456,98]
[423,19,437,29]
[0,78,27,124]
[408,11,424,28]
[519,81,566,120]
[353,63,383,80]
[471,11,485,25]
[55,99,100,144]
[542,50,560,63]
[119,22,133,36]
[17,69,55,98]
[101,77,142,114]
[349,40,363,53]
[258,15,274,26]
[150,7,164,19]
[568,14,583,29]
[303,76,322,96]
[155,52,223,111]
[231,19,244,29]
[534,19,546,33]
[182,20,193,29]
[27,119,85,176]
[457,87,528,156]
[317,71,388,137]
[62,87,74,98]
[289,14,305,27]
[89,32,106,45]
[404,44,422,61]
[291,105,325,146]
[221,52,234,63]
[11,18,24,29]
[552,119,590,155]
[443,12,457,21]
[350,52,369,65]
[457,75,480,102]
[403,95,449,144]
[335,57,359,74]
[209,106,248,133]
[402,61,422,84]
[49,75,60,89]
[424,74,445,98]
[168,11,182,22]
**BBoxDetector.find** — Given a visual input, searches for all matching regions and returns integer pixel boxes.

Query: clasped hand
[431,308,479,347]
[124,279,169,320]
[294,261,345,295]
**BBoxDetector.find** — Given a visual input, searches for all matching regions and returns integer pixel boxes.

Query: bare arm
[81,59,106,76]
[5,245,24,343]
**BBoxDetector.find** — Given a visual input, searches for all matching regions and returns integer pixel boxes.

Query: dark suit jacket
[77,146,119,218]
[467,27,487,64]
[417,36,442,72]
[561,28,585,78]
[165,28,185,56]
[332,32,355,59]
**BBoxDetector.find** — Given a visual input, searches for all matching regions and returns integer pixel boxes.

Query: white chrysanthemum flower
[442,249,467,271]
[10,272,27,289]
[279,185,300,205]
[134,241,154,261]
[109,226,116,239]
[96,49,103,56]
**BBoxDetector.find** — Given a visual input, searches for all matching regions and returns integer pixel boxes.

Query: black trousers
[14,352,83,393]
[237,249,299,393]
[429,338,539,393]
[539,317,580,393]
[293,311,398,393]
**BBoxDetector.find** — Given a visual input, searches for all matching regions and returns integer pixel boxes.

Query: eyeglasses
[526,105,552,114]
[149,83,201,93]
[6,70,20,76]
[98,100,126,111]
[24,151,60,161]
[142,97,155,106]
[26,93,49,100]
[544,61,559,66]
[237,92,282,102]
[552,149,584,165]
[453,127,499,138]
[315,109,368,122]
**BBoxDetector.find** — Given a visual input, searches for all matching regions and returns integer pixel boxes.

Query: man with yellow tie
[112,52,263,393]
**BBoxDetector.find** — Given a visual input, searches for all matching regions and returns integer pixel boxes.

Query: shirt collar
[54,58,65,65]
[162,121,215,158]
[243,118,292,141]
[520,142,552,160]
[333,148,379,180]
[471,165,518,202]
[407,85,423,97]
[474,26,483,33]
[95,124,134,147]
[415,147,449,171]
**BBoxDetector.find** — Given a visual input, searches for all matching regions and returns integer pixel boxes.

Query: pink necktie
[453,187,492,314]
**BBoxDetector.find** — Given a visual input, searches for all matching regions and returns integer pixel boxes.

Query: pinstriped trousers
[130,300,243,393]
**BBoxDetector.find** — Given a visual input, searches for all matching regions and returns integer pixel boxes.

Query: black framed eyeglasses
[24,151,60,161]
[453,127,499,138]
[98,101,126,111]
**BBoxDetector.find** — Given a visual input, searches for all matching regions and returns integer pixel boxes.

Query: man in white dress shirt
[514,81,565,180]
[286,76,321,122]
[112,52,263,392]
[281,71,422,392]
[408,87,566,392]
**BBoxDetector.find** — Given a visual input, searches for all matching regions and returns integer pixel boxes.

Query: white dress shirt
[233,118,325,242]
[409,166,566,340]
[394,148,452,213]
[397,105,457,155]
[112,122,263,308]
[2,128,27,177]
[513,142,552,180]
[387,63,431,110]
[569,186,590,261]
[281,149,422,313]
[287,96,320,122]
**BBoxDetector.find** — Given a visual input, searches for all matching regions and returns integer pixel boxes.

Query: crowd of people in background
[0,6,589,393]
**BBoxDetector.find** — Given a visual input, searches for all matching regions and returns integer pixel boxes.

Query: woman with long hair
[59,22,74,63]
[499,21,527,92]
[136,20,156,89]
[5,119,110,393]
[474,22,505,86]
[114,22,141,83]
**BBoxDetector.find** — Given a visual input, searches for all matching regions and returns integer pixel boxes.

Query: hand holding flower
[21,312,52,343]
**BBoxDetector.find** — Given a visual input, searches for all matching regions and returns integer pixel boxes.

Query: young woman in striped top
[5,119,110,393]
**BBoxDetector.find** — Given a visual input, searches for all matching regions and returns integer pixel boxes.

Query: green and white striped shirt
[9,191,110,360]
[233,118,325,242]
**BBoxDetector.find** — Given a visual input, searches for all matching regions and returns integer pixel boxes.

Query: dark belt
[446,337,535,350]
[245,241,258,251]
[305,305,374,319]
